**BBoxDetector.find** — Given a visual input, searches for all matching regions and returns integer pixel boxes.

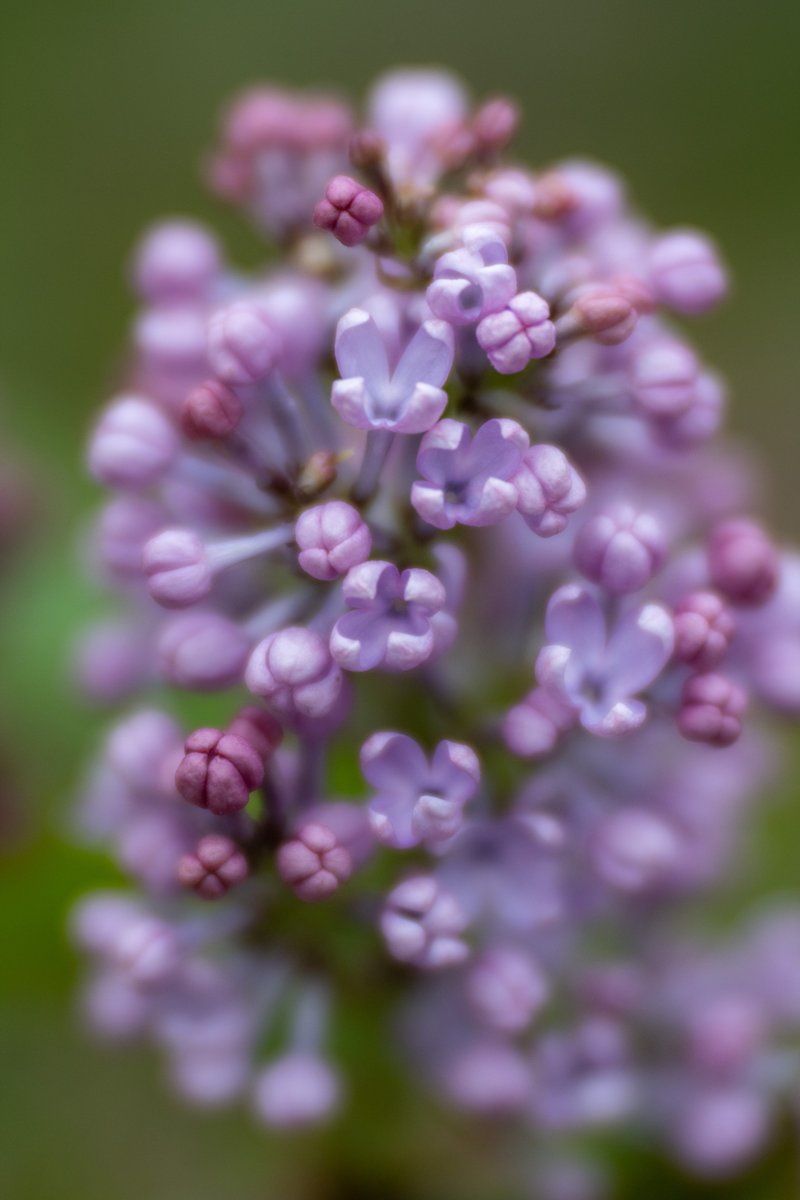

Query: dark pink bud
[182,380,242,440]
[673,592,735,670]
[472,97,519,153]
[175,728,265,815]
[313,175,384,247]
[708,519,779,607]
[226,705,283,763]
[177,834,249,899]
[677,673,747,747]
[277,822,352,901]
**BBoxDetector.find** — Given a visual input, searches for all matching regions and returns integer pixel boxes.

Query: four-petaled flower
[411,418,529,530]
[331,309,454,433]
[361,731,480,848]
[536,584,674,736]
[330,560,446,672]
[426,226,517,326]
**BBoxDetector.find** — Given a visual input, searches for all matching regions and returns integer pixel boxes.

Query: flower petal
[544,584,606,659]
[392,319,454,395]
[604,603,674,701]
[334,308,390,386]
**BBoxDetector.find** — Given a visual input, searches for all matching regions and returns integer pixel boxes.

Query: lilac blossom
[71,68,800,1190]
[331,309,454,433]
[360,731,479,848]
[536,584,674,735]
[410,417,529,529]
[330,560,446,672]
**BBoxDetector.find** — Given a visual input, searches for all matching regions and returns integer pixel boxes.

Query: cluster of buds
[73,68,800,1191]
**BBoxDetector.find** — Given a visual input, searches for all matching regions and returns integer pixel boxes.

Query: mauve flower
[649,229,728,315]
[360,731,479,848]
[177,834,249,899]
[381,875,469,967]
[313,174,383,247]
[513,444,586,537]
[132,219,221,304]
[330,560,446,672]
[295,500,371,580]
[476,290,556,373]
[88,395,179,489]
[411,418,529,530]
[331,309,454,433]
[536,584,674,736]
[245,626,343,719]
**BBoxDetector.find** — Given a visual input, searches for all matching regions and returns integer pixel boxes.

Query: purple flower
[426,226,517,326]
[175,727,266,815]
[277,822,352,901]
[513,444,587,537]
[330,560,446,672]
[207,301,280,386]
[410,418,529,530]
[252,1052,342,1129]
[476,291,556,373]
[331,309,454,433]
[536,584,674,736]
[88,395,179,489]
[467,947,549,1033]
[360,730,480,848]
[132,219,221,304]
[177,834,249,899]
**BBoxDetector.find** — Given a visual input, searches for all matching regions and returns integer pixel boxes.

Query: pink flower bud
[708,519,779,607]
[630,340,698,419]
[295,501,372,581]
[476,291,555,374]
[143,529,212,608]
[569,286,638,346]
[89,396,179,489]
[574,505,666,594]
[175,728,265,814]
[177,834,249,899]
[277,822,352,901]
[313,175,384,247]
[649,228,728,315]
[673,592,735,670]
[245,626,343,719]
[181,379,242,440]
[157,612,252,690]
[132,220,220,304]
[207,302,280,385]
[677,673,747,747]
[471,97,519,153]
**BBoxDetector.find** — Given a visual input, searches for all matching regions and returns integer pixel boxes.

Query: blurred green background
[1,1,799,1196]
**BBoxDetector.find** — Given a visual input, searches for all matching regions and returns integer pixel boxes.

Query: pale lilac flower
[426,226,517,326]
[410,418,529,530]
[157,612,252,690]
[476,291,556,373]
[330,560,446,672]
[331,309,453,433]
[245,626,343,719]
[443,1042,532,1113]
[360,731,479,848]
[536,584,674,736]
[182,379,242,440]
[592,807,680,892]
[295,500,371,580]
[381,875,469,967]
[513,444,587,537]
[367,68,468,186]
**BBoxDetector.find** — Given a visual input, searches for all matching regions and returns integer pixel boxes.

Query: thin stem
[351,429,394,504]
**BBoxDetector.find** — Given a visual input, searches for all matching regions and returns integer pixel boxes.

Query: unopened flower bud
[472,97,519,153]
[157,612,251,690]
[567,286,637,346]
[226,706,283,762]
[253,1052,342,1129]
[207,302,279,385]
[132,219,220,304]
[175,727,265,814]
[673,592,735,670]
[181,379,242,440]
[467,947,548,1033]
[574,504,666,594]
[677,672,747,747]
[630,340,698,419]
[708,519,779,607]
[592,808,680,892]
[277,822,352,901]
[476,291,555,374]
[89,396,179,489]
[295,501,372,581]
[313,175,384,247]
[177,834,249,899]
[649,229,728,315]
[348,129,387,172]
[143,529,212,608]
[246,626,343,719]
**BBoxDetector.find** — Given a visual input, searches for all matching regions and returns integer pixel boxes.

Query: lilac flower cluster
[74,69,800,1188]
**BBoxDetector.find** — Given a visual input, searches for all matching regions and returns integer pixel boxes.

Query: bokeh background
[1,1,799,1196]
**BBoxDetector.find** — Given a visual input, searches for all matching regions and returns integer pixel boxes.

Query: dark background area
[0,2,799,1196]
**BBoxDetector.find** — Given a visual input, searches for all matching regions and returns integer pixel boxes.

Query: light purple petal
[430,740,481,805]
[391,383,449,434]
[341,560,396,609]
[330,377,372,429]
[544,585,606,660]
[581,698,647,737]
[360,731,427,793]
[329,609,388,671]
[334,309,390,387]
[369,791,419,848]
[384,624,435,670]
[416,420,471,484]
[410,481,455,530]
[392,320,454,394]
[604,603,674,701]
